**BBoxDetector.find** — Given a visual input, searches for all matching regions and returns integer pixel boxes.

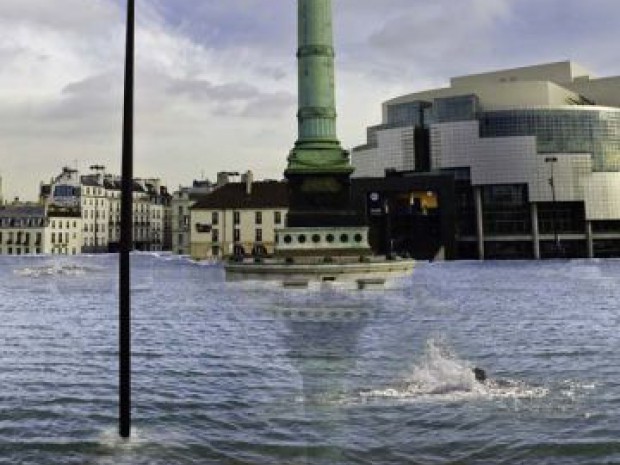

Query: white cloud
[1,0,620,201]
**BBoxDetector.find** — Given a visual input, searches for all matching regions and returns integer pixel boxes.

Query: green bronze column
[286,0,358,228]
[288,0,350,172]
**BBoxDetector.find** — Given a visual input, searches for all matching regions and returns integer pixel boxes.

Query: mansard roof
[0,205,46,218]
[191,181,288,210]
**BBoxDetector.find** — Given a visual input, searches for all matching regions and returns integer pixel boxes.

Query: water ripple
[0,256,618,464]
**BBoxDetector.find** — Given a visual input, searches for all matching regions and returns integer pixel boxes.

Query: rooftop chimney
[216,172,230,187]
[242,170,254,195]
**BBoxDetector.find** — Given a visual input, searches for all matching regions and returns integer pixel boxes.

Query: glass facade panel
[482,184,530,235]
[479,108,620,171]
[434,95,479,123]
[386,101,429,126]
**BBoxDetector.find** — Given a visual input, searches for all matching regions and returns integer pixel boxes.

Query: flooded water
[1,254,619,464]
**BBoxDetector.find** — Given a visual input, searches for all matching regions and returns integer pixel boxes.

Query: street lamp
[544,156,561,257]
[119,0,134,439]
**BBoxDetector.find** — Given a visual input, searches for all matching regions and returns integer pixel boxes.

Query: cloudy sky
[1,0,620,200]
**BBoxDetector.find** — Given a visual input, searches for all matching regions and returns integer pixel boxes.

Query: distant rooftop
[0,205,45,218]
[191,181,288,210]
[385,60,620,112]
[450,61,594,87]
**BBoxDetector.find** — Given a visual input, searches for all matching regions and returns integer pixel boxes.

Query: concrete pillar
[586,220,594,259]
[531,203,540,260]
[474,186,484,260]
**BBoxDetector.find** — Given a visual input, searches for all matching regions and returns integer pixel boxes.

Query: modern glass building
[352,61,620,259]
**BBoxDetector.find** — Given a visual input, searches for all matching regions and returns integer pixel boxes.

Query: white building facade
[0,206,48,255]
[190,180,288,260]
[352,61,620,259]
[42,168,171,253]
[171,180,214,256]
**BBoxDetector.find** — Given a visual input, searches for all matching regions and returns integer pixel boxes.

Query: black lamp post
[119,0,134,439]
[544,156,560,257]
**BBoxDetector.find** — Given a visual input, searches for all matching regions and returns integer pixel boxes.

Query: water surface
[0,254,619,464]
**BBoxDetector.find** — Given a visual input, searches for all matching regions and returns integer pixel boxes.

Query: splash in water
[357,338,548,404]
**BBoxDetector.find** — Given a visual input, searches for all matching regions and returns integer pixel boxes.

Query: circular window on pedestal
[312,234,321,243]
[340,234,349,243]
[298,235,307,244]
[284,235,292,244]
[326,234,335,243]
[354,233,363,243]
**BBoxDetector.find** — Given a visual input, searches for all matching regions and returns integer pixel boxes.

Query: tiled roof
[80,176,101,187]
[191,181,288,210]
[103,179,121,190]
[0,205,46,218]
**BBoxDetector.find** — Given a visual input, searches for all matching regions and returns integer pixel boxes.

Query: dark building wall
[351,173,457,260]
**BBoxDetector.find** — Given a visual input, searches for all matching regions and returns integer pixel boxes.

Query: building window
[178,234,184,245]
[234,211,240,225]
[255,229,262,242]
[255,211,262,225]
[212,229,219,243]
[212,212,219,225]
[274,211,282,225]
[51,233,56,244]
[234,229,240,242]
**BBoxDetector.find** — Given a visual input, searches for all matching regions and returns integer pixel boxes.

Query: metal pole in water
[119,0,134,439]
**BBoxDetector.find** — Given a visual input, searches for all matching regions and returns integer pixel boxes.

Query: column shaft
[297,0,338,142]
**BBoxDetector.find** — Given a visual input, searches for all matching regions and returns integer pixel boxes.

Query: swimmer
[473,367,487,383]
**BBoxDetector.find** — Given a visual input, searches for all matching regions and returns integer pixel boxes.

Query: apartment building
[190,178,288,260]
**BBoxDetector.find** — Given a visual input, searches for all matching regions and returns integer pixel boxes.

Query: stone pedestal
[275,226,371,257]
[285,172,361,227]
